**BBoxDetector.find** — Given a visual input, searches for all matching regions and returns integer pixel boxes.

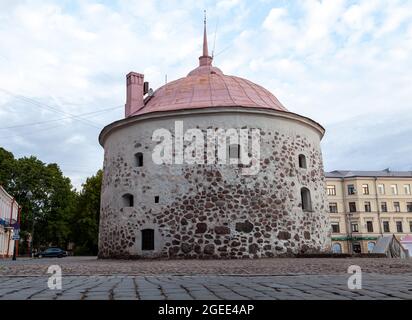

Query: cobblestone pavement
[1,274,412,300]
[1,256,412,276]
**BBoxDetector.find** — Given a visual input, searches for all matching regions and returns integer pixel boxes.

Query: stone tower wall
[98,109,331,258]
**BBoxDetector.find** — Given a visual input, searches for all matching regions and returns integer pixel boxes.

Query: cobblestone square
[1,257,411,300]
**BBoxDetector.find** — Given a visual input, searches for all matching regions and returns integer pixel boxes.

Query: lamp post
[26,191,33,258]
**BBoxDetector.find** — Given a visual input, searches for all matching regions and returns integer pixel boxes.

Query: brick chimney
[125,72,144,117]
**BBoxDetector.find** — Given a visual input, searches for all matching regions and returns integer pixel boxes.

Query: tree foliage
[0,147,101,255]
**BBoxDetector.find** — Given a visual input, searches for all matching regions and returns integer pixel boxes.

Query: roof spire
[203,10,208,56]
[199,10,212,67]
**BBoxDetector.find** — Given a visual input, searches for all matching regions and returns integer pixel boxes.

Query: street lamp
[26,191,33,258]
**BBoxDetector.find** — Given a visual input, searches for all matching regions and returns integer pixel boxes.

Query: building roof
[325,169,412,179]
[130,18,288,117]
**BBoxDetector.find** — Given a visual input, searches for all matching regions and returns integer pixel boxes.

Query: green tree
[0,147,15,187]
[70,170,102,255]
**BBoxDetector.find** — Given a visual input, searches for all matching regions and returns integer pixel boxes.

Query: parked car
[34,247,67,258]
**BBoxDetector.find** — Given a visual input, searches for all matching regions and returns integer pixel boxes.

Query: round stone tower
[98,21,331,259]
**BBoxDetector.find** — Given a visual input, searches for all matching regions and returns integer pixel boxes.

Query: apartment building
[326,170,412,254]
[0,185,19,258]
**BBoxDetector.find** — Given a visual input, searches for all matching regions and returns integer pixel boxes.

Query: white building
[0,185,19,258]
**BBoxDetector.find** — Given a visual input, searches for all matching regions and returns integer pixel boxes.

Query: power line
[0,105,122,130]
[0,88,104,128]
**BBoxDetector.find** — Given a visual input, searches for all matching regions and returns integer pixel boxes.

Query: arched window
[135,152,143,167]
[122,193,134,207]
[301,187,312,211]
[298,154,307,168]
[332,243,342,254]
[367,242,375,253]
[141,229,154,250]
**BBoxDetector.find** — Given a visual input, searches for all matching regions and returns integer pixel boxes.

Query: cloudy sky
[0,0,411,189]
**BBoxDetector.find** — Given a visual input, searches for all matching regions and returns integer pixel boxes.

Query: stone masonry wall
[98,110,331,259]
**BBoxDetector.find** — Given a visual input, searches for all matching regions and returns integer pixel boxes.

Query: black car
[35,248,67,258]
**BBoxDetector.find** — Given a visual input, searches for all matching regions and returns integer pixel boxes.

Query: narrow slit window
[135,152,143,167]
[154,196,159,203]
[298,154,307,169]
[301,187,312,212]
[229,144,240,159]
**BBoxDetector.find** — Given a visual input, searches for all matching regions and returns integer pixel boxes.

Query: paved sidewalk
[1,274,411,300]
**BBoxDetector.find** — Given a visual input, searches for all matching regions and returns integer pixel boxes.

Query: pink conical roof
[130,17,288,117]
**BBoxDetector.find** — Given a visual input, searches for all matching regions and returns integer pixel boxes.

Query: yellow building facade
[326,170,412,254]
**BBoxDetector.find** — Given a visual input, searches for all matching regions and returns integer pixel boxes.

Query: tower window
[154,196,159,203]
[300,187,312,212]
[122,193,134,207]
[298,154,307,168]
[135,152,143,167]
[229,144,240,159]
[141,229,154,250]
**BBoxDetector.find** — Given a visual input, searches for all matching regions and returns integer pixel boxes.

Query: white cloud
[0,0,411,188]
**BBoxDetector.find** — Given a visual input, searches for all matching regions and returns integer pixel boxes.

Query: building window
[122,193,134,207]
[331,223,340,233]
[347,184,356,195]
[300,187,312,212]
[298,154,307,169]
[409,221,412,232]
[366,221,374,233]
[332,243,342,253]
[391,184,398,195]
[404,184,411,195]
[367,242,375,253]
[141,229,155,250]
[327,185,336,196]
[349,202,357,213]
[154,196,159,204]
[383,221,390,233]
[396,221,403,233]
[394,201,400,212]
[381,202,388,212]
[352,242,361,253]
[378,184,385,195]
[329,202,338,213]
[351,223,359,232]
[407,202,412,212]
[362,184,369,195]
[135,152,143,167]
[364,201,371,212]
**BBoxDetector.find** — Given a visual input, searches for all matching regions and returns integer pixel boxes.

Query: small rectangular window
[381,202,388,212]
[391,184,398,195]
[351,223,359,232]
[327,185,336,196]
[364,201,371,212]
[407,202,412,212]
[378,184,385,195]
[349,202,357,213]
[362,184,369,195]
[409,221,412,233]
[366,221,373,233]
[331,223,340,233]
[229,144,240,159]
[347,184,356,195]
[396,221,403,233]
[383,221,390,233]
[404,184,411,195]
[329,202,338,213]
[154,196,159,204]
[394,201,400,212]
[135,152,143,167]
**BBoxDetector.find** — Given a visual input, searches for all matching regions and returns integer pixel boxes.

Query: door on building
[352,242,361,253]
[141,229,155,251]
